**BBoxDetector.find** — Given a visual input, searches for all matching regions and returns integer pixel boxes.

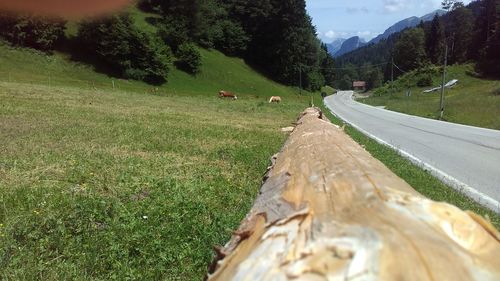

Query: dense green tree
[305,70,325,91]
[193,0,226,48]
[175,43,202,74]
[426,15,446,64]
[358,62,373,82]
[141,0,199,51]
[394,28,428,72]
[470,0,496,59]
[158,18,191,52]
[0,13,65,51]
[445,7,474,63]
[320,44,336,87]
[338,74,352,90]
[236,0,324,89]
[342,63,359,83]
[78,14,171,83]
[212,20,249,56]
[477,0,500,77]
[224,0,272,36]
[367,68,383,90]
[475,0,500,77]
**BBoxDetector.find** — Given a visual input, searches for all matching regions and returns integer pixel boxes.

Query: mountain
[420,9,447,21]
[326,38,346,55]
[333,36,366,57]
[369,9,446,44]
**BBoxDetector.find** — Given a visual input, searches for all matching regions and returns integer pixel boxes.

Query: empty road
[324,91,500,212]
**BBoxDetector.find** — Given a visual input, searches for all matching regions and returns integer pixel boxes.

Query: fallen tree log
[207,107,500,281]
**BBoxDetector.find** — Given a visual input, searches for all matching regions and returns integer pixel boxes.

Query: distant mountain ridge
[326,38,346,55]
[333,36,366,57]
[325,9,446,57]
[369,9,446,44]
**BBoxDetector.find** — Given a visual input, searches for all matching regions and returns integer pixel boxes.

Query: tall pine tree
[477,0,500,77]
[425,15,445,64]
[445,6,474,63]
[394,28,428,73]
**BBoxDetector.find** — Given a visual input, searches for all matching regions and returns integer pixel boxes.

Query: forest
[333,0,499,90]
[0,0,335,91]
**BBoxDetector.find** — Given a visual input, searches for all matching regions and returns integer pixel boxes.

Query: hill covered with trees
[0,0,335,91]
[333,0,499,90]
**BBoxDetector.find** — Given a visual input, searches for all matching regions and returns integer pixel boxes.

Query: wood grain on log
[207,107,500,281]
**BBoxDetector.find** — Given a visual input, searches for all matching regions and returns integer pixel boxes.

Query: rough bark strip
[207,107,500,281]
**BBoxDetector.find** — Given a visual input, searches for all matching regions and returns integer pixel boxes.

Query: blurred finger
[0,0,132,18]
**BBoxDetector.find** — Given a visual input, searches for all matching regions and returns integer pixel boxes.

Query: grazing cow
[269,96,282,103]
[219,90,238,100]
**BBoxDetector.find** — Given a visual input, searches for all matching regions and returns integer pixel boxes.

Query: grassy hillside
[0,42,298,100]
[0,41,309,280]
[363,64,500,130]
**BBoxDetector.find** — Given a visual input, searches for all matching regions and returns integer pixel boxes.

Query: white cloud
[346,6,370,14]
[383,0,407,13]
[357,31,373,38]
[319,30,377,42]
[382,0,472,13]
[324,30,348,39]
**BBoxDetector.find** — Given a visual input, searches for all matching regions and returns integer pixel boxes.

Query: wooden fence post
[207,107,500,281]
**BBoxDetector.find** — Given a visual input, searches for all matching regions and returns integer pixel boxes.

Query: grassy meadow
[1,39,499,279]
[362,64,500,130]
[0,42,308,279]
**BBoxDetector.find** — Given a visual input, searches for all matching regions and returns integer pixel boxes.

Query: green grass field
[0,42,309,279]
[1,39,499,279]
[363,64,500,130]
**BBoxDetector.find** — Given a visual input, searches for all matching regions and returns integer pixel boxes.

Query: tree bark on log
[207,107,500,281]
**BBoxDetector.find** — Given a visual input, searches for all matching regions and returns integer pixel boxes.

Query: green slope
[0,41,299,100]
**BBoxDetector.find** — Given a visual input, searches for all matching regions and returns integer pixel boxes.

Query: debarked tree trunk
[207,107,500,281]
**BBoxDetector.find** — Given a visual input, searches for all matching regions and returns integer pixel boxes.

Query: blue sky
[306,0,472,43]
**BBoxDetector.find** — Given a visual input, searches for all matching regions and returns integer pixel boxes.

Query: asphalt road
[324,91,500,212]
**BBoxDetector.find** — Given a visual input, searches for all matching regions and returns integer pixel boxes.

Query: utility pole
[299,65,302,95]
[439,44,448,120]
[391,57,394,97]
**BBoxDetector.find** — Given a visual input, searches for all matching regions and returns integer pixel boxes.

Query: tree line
[0,0,335,91]
[333,0,499,90]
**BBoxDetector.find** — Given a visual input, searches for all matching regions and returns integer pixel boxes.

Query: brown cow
[269,96,282,103]
[219,91,238,100]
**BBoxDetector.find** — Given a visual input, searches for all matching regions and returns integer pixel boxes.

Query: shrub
[175,43,202,74]
[416,74,433,87]
[158,20,190,52]
[304,70,325,92]
[77,14,171,84]
[213,21,249,56]
[0,12,65,51]
[373,84,390,97]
